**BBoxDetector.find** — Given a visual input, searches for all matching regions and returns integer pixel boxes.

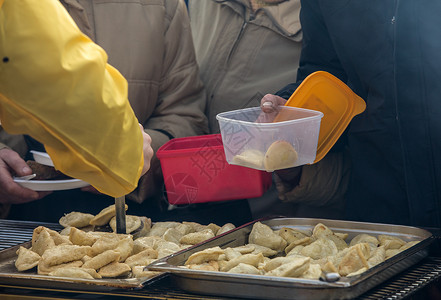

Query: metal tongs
[115,195,127,234]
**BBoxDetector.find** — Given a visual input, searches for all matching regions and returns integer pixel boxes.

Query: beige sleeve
[0,126,28,157]
[128,0,208,204]
[274,150,351,208]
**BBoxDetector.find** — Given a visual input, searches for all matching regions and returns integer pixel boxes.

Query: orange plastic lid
[284,71,366,163]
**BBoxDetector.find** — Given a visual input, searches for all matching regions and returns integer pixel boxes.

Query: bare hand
[256,94,288,123]
[0,148,51,204]
[260,94,287,112]
[139,124,153,176]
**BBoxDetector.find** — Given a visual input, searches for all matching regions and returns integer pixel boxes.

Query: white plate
[13,178,89,191]
[30,150,54,167]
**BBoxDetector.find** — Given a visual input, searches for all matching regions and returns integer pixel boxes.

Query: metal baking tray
[147,217,433,300]
[0,241,166,292]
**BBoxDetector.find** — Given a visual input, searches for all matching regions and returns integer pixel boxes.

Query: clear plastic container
[216,106,323,171]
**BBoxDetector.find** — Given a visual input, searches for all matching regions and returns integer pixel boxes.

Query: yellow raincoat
[0,0,144,197]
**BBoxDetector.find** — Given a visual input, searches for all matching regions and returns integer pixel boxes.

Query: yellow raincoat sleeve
[0,0,144,197]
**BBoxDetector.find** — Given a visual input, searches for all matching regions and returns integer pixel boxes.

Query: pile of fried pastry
[14,204,236,280]
[182,222,420,279]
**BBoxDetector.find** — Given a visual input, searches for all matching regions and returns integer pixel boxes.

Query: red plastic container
[156,134,272,205]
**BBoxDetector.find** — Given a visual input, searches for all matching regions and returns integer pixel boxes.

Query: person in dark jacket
[264,0,441,229]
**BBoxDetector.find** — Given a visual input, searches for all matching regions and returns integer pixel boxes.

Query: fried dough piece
[227,263,261,275]
[232,245,255,255]
[69,227,98,246]
[284,237,313,254]
[109,215,141,234]
[338,243,370,276]
[278,227,310,244]
[182,221,208,232]
[46,227,71,245]
[15,246,41,271]
[327,234,348,251]
[162,227,184,245]
[246,244,278,257]
[301,263,322,280]
[98,262,131,278]
[263,140,298,172]
[180,229,215,245]
[220,253,265,272]
[385,248,401,259]
[32,226,69,246]
[32,228,56,256]
[217,223,236,235]
[300,238,338,260]
[38,260,83,275]
[41,245,90,267]
[148,222,181,237]
[232,149,265,169]
[262,256,300,272]
[286,245,305,256]
[186,261,220,272]
[131,265,162,278]
[82,250,120,270]
[367,246,386,268]
[347,267,367,277]
[322,260,338,273]
[48,267,95,280]
[249,222,287,252]
[91,234,120,256]
[265,256,310,278]
[378,235,406,250]
[89,204,128,226]
[206,223,221,235]
[349,233,379,249]
[400,240,420,251]
[59,212,94,228]
[174,223,193,236]
[185,246,224,265]
[115,235,134,262]
[223,248,243,261]
[132,217,152,239]
[60,226,72,236]
[132,236,162,254]
[312,223,334,238]
[125,249,158,268]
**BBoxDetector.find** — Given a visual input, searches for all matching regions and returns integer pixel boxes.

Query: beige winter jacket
[0,0,208,204]
[189,0,302,133]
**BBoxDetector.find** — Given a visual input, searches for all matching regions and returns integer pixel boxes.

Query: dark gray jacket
[278,0,441,227]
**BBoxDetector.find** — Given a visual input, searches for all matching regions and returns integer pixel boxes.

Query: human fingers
[139,124,153,176]
[0,168,40,204]
[0,149,41,203]
[0,148,32,177]
[260,94,287,113]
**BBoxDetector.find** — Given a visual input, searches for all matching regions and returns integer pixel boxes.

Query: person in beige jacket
[2,0,208,221]
[188,0,350,220]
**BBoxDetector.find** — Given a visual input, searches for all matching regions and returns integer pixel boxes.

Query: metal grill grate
[358,257,441,300]
[0,219,62,250]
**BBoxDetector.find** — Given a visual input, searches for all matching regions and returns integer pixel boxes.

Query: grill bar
[358,257,441,300]
[0,219,62,251]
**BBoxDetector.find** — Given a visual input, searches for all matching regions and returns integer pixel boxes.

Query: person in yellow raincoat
[0,0,153,207]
